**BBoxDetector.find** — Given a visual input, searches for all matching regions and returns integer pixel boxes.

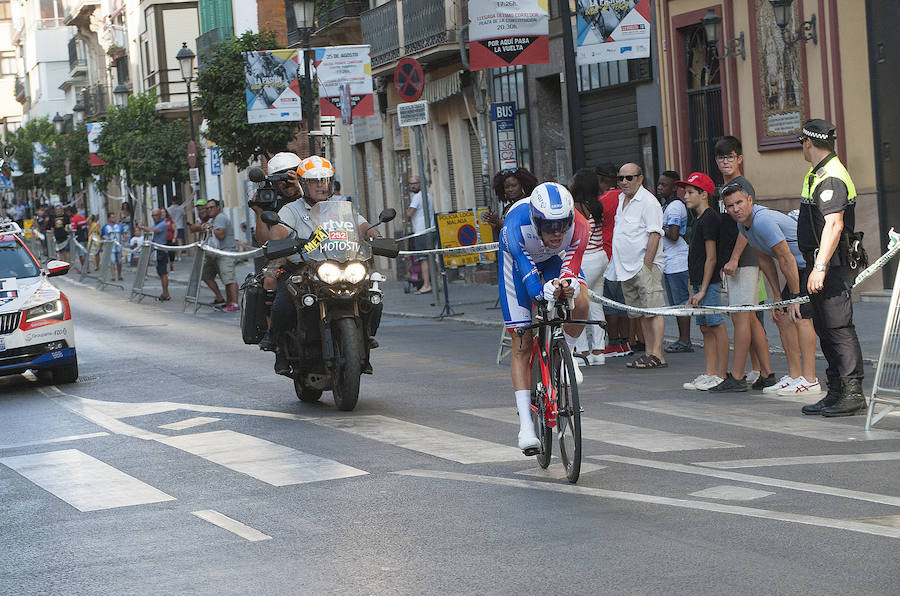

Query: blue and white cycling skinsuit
[499,198,590,329]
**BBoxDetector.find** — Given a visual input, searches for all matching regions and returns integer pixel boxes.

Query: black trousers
[800,264,864,381]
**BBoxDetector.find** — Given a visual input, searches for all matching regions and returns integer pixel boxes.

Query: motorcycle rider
[257,155,383,376]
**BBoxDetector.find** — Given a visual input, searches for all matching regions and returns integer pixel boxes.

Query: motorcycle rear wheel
[294,379,323,402]
[331,317,363,411]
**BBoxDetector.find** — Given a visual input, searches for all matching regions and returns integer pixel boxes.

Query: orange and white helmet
[297,155,334,198]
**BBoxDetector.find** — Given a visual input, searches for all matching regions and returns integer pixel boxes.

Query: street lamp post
[52,112,64,135]
[113,84,130,107]
[291,0,316,154]
[176,42,203,203]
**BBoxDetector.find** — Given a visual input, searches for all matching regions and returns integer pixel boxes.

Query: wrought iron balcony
[77,83,109,119]
[317,0,362,28]
[68,37,87,75]
[360,0,399,67]
[14,77,27,105]
[403,0,454,54]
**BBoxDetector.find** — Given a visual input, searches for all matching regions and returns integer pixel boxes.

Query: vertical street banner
[314,45,374,119]
[243,49,303,124]
[468,1,550,70]
[32,143,48,175]
[576,0,651,64]
[86,122,108,166]
[490,102,518,171]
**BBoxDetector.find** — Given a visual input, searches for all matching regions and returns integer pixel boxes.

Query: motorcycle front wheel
[331,317,363,411]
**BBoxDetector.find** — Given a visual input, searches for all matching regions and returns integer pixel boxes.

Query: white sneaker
[696,375,724,391]
[588,352,605,366]
[746,370,761,385]
[777,376,823,396]
[570,357,583,385]
[683,374,709,390]
[518,426,540,451]
[763,375,797,394]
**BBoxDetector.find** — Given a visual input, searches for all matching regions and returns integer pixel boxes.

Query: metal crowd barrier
[183,244,212,314]
[866,262,900,429]
[129,239,154,302]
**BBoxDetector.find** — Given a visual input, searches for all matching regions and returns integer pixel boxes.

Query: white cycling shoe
[562,356,584,385]
[518,426,541,453]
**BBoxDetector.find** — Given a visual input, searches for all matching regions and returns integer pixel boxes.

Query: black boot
[821,378,866,417]
[259,330,276,352]
[274,350,291,377]
[801,376,840,415]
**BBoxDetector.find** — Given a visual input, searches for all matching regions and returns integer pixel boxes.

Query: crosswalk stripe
[695,451,900,469]
[610,399,900,442]
[0,449,175,512]
[159,417,222,431]
[459,407,739,452]
[192,510,272,542]
[157,430,367,486]
[310,415,523,464]
[0,432,109,451]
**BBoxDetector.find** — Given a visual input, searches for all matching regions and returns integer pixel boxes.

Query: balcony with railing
[360,1,399,68]
[77,83,109,119]
[315,0,363,43]
[68,37,87,76]
[403,0,456,54]
[14,76,27,105]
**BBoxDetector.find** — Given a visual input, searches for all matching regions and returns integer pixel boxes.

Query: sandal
[626,354,651,368]
[633,354,668,369]
[665,340,694,353]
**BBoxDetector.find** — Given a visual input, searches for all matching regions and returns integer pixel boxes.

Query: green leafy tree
[41,124,92,198]
[96,91,190,190]
[7,117,54,190]
[195,30,300,168]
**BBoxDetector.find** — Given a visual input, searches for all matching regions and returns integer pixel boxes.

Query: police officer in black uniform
[796,119,866,417]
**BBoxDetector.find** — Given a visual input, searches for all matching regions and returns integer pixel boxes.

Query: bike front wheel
[551,338,582,483]
[530,350,553,468]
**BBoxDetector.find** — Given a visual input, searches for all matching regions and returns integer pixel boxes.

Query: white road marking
[43,388,167,441]
[459,407,739,452]
[695,451,900,469]
[516,462,606,480]
[689,485,775,501]
[0,449,174,512]
[159,417,221,431]
[591,455,900,507]
[393,469,900,539]
[851,515,900,529]
[311,415,523,464]
[610,399,900,442]
[192,510,272,542]
[0,432,109,451]
[156,430,367,486]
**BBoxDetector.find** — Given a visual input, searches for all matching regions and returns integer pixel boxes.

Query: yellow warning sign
[435,209,497,268]
[23,219,34,239]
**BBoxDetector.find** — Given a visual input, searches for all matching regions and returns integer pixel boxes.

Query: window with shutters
[199,0,234,38]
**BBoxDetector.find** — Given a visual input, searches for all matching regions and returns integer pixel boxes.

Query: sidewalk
[66,253,891,364]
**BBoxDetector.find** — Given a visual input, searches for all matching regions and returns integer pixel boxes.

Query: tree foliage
[95,91,190,188]
[42,124,92,197]
[6,117,54,190]
[195,30,299,168]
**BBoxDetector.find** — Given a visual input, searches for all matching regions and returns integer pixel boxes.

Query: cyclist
[500,182,591,453]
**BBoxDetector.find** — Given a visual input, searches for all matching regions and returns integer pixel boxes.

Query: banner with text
[468,1,550,70]
[243,49,303,124]
[576,0,651,64]
[314,45,374,119]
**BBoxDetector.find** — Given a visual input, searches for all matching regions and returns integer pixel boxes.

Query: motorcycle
[260,201,399,411]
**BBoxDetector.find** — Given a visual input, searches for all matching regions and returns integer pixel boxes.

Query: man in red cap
[679,172,729,391]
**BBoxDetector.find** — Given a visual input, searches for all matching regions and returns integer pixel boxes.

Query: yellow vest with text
[800,155,856,204]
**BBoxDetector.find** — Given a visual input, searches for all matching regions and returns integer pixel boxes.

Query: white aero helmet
[529,182,575,235]
[267,152,301,174]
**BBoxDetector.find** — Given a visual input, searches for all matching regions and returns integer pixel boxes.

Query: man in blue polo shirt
[722,182,822,400]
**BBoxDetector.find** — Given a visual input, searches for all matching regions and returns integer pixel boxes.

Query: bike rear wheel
[530,351,553,468]
[551,338,582,483]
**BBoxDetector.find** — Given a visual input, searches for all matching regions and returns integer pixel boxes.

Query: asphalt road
[2,278,900,595]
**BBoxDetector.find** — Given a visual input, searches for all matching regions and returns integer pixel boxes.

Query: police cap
[801,119,837,141]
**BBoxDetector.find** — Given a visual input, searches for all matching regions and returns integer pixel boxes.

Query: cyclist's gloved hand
[542,279,559,302]
[561,277,580,299]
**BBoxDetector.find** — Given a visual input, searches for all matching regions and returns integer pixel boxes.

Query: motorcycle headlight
[24,300,64,323]
[317,262,342,284]
[343,262,367,284]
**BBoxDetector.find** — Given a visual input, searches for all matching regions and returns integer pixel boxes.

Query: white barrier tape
[587,289,808,317]
[144,240,261,259]
[396,227,436,242]
[144,241,201,252]
[399,241,499,257]
[853,228,900,288]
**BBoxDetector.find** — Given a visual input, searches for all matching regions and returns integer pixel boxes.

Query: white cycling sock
[515,390,533,431]
[564,332,580,356]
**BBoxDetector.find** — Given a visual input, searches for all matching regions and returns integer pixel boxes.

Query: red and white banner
[467,1,549,71]
[314,45,374,119]
[86,123,108,166]
[576,0,651,64]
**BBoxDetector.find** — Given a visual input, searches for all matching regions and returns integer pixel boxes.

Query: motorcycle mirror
[378,208,396,224]
[261,210,281,226]
[248,166,266,183]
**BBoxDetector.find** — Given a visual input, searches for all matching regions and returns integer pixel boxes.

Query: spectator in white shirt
[405,175,434,294]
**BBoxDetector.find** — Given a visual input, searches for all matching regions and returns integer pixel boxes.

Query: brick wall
[257,0,288,48]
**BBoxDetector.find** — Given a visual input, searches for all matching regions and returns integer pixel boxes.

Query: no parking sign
[436,209,497,268]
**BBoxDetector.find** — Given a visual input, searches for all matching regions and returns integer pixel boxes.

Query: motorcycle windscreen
[301,200,373,263]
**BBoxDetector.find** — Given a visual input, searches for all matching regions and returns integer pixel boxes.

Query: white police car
[0,222,77,384]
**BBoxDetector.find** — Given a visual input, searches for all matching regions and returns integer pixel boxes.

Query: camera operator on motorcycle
[254,155,384,376]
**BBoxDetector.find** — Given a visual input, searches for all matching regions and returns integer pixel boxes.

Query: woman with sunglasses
[484,167,539,235]
[570,168,607,365]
